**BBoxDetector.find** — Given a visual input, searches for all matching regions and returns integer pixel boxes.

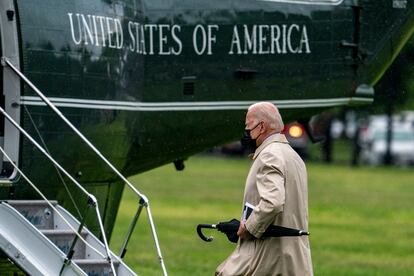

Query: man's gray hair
[248,102,284,132]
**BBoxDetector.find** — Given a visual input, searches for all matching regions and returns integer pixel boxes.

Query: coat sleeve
[245,151,285,238]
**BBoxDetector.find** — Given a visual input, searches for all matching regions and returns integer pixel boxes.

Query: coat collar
[252,133,289,160]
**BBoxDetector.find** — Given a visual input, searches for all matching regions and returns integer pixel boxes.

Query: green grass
[111,156,414,275]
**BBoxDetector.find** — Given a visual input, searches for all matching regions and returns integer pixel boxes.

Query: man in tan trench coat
[216,102,313,276]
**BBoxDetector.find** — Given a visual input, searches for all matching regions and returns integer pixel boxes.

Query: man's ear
[260,121,266,133]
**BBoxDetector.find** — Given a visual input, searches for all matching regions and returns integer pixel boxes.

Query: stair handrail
[0,107,117,276]
[2,56,168,275]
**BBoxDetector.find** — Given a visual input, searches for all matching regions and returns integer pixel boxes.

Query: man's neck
[257,131,280,147]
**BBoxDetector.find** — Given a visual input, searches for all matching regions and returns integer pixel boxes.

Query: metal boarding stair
[1,56,168,275]
[0,200,136,276]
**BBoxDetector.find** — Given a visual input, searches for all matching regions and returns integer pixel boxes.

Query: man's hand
[237,220,254,240]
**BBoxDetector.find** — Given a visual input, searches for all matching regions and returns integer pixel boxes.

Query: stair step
[40,229,88,259]
[1,201,136,275]
[6,200,58,206]
[0,202,87,275]
[6,200,56,229]
[40,229,88,235]
[73,259,120,276]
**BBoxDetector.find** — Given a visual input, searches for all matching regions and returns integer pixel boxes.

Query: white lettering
[145,24,158,55]
[282,24,287,54]
[159,24,171,55]
[128,21,135,51]
[81,15,94,45]
[171,25,182,55]
[287,24,299,53]
[114,19,123,49]
[207,25,219,55]
[299,26,311,54]
[244,25,257,54]
[96,16,107,47]
[228,24,310,55]
[270,25,281,54]
[259,25,269,54]
[139,24,146,54]
[106,17,116,48]
[229,25,242,55]
[68,13,82,45]
[67,15,312,56]
[92,15,99,46]
[193,24,207,55]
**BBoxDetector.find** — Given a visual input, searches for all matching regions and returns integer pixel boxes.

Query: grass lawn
[111,156,414,275]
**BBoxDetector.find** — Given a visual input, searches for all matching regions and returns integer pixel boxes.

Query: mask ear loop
[247,121,261,133]
[255,121,265,139]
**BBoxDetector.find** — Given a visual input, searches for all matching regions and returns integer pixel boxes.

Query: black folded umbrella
[197,218,309,243]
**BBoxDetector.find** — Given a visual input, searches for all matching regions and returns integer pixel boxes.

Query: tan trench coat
[216,134,313,276]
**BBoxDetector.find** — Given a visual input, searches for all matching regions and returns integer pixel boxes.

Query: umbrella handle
[197,224,216,242]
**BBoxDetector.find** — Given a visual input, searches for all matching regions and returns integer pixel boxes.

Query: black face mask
[241,123,261,154]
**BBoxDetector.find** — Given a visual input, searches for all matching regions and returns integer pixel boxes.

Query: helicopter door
[0,28,3,175]
[0,1,21,180]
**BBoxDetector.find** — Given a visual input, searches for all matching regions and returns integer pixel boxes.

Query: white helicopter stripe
[20,96,372,111]
[256,0,344,6]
